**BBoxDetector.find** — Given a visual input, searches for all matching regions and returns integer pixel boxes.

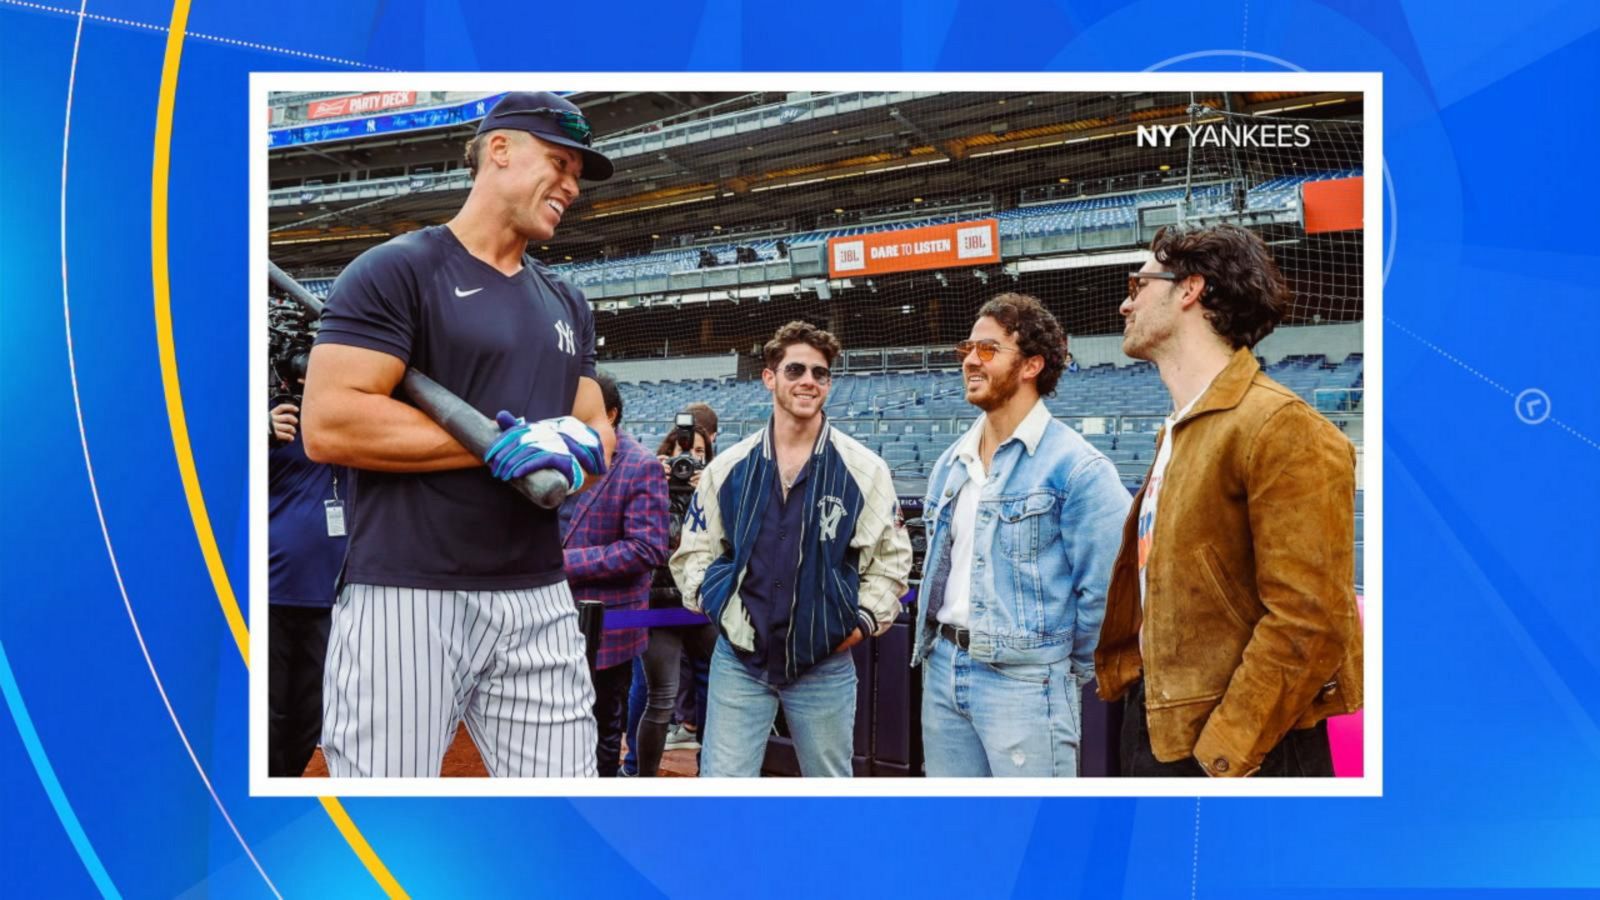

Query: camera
[664,412,706,492]
[268,294,319,410]
[654,412,708,606]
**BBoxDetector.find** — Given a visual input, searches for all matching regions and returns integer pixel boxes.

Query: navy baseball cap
[476,92,614,182]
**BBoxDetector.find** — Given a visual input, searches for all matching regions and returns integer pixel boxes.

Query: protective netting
[549,92,1365,365]
[268,89,1366,480]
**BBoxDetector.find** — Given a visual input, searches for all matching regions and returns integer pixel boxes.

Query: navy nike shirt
[314,225,597,591]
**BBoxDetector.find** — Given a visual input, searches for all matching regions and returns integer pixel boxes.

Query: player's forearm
[303,389,479,472]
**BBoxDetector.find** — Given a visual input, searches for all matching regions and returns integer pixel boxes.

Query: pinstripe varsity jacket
[669,416,913,682]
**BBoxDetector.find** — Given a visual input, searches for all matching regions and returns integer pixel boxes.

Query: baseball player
[302,92,616,777]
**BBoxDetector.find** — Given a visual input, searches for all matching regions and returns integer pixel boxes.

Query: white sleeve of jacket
[847,448,913,636]
[669,456,724,616]
[667,446,759,652]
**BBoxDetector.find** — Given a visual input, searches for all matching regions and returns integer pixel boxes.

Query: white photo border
[249,70,1383,799]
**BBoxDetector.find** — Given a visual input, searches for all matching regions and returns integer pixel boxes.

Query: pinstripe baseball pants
[320,582,598,777]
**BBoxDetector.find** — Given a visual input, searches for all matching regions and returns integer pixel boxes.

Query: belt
[938,622,971,651]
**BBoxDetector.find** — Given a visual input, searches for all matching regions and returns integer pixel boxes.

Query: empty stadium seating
[621,355,1367,592]
[620,352,1362,478]
[288,170,1360,301]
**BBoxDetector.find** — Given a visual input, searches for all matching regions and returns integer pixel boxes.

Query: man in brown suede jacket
[1096,224,1363,778]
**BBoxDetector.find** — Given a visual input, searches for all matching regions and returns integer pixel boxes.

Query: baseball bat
[401,369,569,509]
[268,260,568,510]
[267,260,324,315]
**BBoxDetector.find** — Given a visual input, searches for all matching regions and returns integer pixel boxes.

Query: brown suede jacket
[1095,347,1363,777]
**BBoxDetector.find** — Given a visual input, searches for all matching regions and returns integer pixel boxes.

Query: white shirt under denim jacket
[912,400,1131,677]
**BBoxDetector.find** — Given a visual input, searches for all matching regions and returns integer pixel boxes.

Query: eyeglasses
[1127,270,1181,299]
[778,362,831,383]
[502,107,594,146]
[954,339,1021,364]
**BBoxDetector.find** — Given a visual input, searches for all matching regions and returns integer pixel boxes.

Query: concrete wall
[602,354,739,383]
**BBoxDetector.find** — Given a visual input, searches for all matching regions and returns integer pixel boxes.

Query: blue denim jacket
[912,403,1131,673]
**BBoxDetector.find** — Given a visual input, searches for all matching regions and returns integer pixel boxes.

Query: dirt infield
[301,724,699,777]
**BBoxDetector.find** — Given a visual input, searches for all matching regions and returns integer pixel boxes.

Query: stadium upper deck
[268,89,1363,271]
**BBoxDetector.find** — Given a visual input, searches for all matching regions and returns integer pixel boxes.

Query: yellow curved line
[151,3,405,896]
[150,1,250,665]
[318,797,407,896]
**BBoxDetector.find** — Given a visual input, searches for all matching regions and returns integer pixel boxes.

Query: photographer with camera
[268,294,317,447]
[630,414,720,776]
[267,302,348,776]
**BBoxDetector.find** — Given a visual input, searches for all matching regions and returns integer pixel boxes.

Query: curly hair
[762,320,842,369]
[977,292,1069,397]
[1149,224,1289,349]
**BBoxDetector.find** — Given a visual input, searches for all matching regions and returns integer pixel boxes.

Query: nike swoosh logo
[454,286,484,297]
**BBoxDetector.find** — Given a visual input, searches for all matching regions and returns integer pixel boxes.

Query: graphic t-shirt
[1136,379,1214,607]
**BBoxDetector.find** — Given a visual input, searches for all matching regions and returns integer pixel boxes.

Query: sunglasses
[502,107,594,146]
[1127,270,1181,299]
[954,339,1021,364]
[777,362,832,383]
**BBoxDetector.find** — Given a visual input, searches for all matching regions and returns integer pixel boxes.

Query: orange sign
[1302,177,1363,234]
[828,219,1000,278]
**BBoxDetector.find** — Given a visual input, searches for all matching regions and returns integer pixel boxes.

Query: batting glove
[547,415,607,479]
[480,409,604,486]
[485,412,585,490]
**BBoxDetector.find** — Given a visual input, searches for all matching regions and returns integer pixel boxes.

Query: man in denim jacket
[914,294,1130,776]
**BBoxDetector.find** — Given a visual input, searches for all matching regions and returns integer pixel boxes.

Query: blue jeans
[702,637,856,777]
[921,635,1082,777]
[622,657,646,776]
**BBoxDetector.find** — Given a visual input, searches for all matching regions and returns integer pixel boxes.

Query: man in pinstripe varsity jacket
[671,322,912,777]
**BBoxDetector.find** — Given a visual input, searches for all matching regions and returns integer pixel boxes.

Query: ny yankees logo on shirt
[816,495,845,542]
[553,320,576,355]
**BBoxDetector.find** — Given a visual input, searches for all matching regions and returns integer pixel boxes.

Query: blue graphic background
[3,0,1598,896]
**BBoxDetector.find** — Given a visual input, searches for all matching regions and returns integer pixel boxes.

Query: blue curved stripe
[0,638,122,899]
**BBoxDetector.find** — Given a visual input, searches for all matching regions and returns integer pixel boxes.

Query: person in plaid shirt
[560,371,671,777]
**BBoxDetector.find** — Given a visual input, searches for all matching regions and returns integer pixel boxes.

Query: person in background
[627,402,721,769]
[560,371,670,776]
[268,398,348,777]
[632,424,719,776]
